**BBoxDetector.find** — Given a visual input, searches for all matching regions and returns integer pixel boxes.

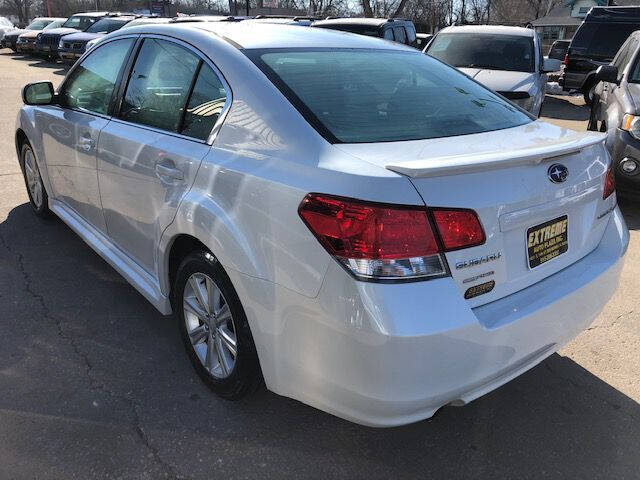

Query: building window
[542,26,562,41]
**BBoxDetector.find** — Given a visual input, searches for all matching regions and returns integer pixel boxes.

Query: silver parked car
[425,25,561,117]
[590,30,640,199]
[16,22,627,426]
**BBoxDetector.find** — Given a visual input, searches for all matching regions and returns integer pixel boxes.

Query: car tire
[174,250,262,400]
[19,142,50,218]
[587,104,599,131]
[583,80,596,106]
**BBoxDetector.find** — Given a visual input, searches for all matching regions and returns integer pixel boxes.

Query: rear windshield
[62,15,97,31]
[571,23,640,59]
[427,33,535,72]
[314,24,381,37]
[27,19,52,30]
[86,18,128,33]
[250,49,531,144]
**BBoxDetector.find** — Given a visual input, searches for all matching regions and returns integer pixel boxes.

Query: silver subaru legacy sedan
[15,22,628,427]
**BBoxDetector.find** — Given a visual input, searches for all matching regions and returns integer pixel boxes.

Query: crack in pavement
[0,230,182,479]
[586,310,635,331]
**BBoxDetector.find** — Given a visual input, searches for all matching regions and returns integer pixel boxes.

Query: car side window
[181,63,228,141]
[383,28,394,41]
[60,37,134,115]
[612,39,632,70]
[405,25,417,44]
[120,38,200,133]
[393,26,407,44]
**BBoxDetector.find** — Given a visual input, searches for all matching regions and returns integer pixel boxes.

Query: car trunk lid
[335,121,616,307]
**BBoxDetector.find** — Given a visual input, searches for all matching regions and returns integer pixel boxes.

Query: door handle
[79,136,94,152]
[155,163,184,181]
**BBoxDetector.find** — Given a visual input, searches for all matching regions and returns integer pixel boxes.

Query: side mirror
[595,65,619,85]
[22,81,55,105]
[541,57,562,73]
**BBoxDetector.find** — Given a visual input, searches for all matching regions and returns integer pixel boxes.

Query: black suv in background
[560,6,640,104]
[312,18,418,47]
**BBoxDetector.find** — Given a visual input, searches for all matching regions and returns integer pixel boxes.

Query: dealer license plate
[526,215,568,268]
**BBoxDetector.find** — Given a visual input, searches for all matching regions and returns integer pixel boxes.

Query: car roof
[313,17,408,27]
[129,22,417,50]
[170,15,235,23]
[438,25,535,37]
[35,17,67,21]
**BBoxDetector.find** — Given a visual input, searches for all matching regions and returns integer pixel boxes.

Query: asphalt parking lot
[1,51,639,479]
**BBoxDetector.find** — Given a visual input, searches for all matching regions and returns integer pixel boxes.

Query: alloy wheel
[183,272,237,379]
[23,148,43,209]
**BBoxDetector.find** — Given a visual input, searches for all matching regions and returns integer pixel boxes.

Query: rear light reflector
[603,163,615,199]
[432,209,486,251]
[298,194,485,281]
[562,53,569,66]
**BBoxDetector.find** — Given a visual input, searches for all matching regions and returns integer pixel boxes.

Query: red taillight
[298,194,484,280]
[562,53,569,66]
[432,209,486,251]
[603,164,615,199]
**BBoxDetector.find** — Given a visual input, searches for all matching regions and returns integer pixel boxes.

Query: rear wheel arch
[167,234,213,306]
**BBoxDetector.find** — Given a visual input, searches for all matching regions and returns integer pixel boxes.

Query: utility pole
[246,0,249,16]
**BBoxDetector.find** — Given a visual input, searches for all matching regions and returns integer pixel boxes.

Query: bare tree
[2,0,32,23]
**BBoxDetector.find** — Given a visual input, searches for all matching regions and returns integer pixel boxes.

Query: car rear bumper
[230,207,628,427]
[608,128,640,199]
[559,71,588,91]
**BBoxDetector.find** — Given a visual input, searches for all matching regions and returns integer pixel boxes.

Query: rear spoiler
[386,132,606,178]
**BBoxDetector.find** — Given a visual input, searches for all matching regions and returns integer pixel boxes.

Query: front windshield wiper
[456,63,504,70]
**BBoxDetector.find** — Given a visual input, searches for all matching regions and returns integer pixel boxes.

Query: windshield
[26,19,52,30]
[62,15,97,30]
[316,24,381,37]
[427,33,535,73]
[86,18,128,34]
[0,17,12,27]
[251,49,531,143]
[44,20,65,30]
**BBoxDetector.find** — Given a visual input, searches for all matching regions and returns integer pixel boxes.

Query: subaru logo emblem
[548,164,568,183]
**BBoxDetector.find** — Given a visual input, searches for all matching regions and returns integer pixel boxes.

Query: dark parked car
[35,11,110,58]
[1,17,62,51]
[415,32,433,49]
[16,19,66,53]
[58,15,135,62]
[548,39,570,61]
[312,18,418,47]
[560,6,640,104]
[589,30,640,199]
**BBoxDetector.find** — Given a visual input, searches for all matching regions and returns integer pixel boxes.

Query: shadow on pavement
[27,59,68,76]
[541,95,589,121]
[0,202,638,479]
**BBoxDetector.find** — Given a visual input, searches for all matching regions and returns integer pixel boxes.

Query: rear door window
[120,38,200,133]
[405,25,417,44]
[393,26,407,44]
